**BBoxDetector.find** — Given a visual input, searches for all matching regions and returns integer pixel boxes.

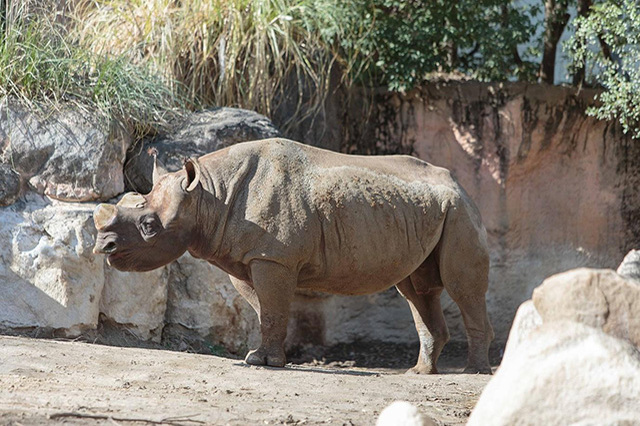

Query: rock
[376,401,435,426]
[124,107,281,193]
[617,249,640,282]
[468,321,640,425]
[164,254,260,353]
[502,300,542,356]
[0,163,20,206]
[532,268,640,347]
[0,99,130,202]
[99,267,169,342]
[0,195,104,335]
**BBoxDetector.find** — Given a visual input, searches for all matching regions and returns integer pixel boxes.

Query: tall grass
[0,0,183,138]
[72,0,363,132]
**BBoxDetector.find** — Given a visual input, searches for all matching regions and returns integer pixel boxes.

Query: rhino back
[198,139,465,294]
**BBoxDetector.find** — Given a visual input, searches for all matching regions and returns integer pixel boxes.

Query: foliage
[72,0,343,131]
[329,0,540,91]
[72,0,539,121]
[0,1,182,138]
[567,0,640,138]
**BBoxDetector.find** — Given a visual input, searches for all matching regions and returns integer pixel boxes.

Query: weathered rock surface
[532,268,640,348]
[100,267,169,342]
[124,107,280,193]
[0,163,20,206]
[0,100,130,202]
[502,300,542,356]
[468,321,640,425]
[338,82,640,343]
[617,249,640,282]
[0,195,103,335]
[165,254,261,353]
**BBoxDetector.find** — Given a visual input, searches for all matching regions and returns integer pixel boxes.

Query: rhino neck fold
[187,159,252,263]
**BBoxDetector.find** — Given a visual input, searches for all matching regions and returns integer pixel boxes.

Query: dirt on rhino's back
[196,139,473,295]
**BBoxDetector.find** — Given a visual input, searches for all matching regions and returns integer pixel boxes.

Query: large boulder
[0,195,104,335]
[0,100,130,202]
[124,107,281,193]
[468,321,640,425]
[502,299,542,355]
[532,268,640,347]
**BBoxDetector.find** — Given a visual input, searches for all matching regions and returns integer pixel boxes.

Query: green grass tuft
[0,1,184,139]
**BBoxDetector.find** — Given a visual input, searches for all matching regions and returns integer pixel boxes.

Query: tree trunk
[539,0,570,84]
[572,0,593,86]
[444,0,459,70]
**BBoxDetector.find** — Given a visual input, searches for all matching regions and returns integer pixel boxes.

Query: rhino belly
[298,204,445,295]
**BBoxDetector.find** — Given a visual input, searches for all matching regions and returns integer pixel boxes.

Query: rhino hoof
[463,365,493,375]
[245,348,286,367]
[405,365,438,375]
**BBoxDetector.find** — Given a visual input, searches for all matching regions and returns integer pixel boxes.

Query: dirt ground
[0,335,497,425]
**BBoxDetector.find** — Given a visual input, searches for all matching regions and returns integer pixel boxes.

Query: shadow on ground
[1,321,504,374]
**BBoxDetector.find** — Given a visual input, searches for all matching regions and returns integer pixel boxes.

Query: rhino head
[93,157,202,272]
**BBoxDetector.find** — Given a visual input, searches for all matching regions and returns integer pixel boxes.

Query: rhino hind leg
[396,265,450,374]
[437,206,494,374]
[243,260,296,368]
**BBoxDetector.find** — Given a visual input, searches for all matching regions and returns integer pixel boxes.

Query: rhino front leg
[244,260,296,367]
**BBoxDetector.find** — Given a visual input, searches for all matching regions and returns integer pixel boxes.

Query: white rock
[503,300,542,356]
[468,321,640,426]
[165,254,260,352]
[532,268,640,348]
[617,249,640,282]
[100,266,169,342]
[376,401,434,426]
[0,196,104,336]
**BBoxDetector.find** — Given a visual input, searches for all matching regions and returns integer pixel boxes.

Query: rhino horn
[94,204,118,231]
[150,148,167,186]
[117,192,147,209]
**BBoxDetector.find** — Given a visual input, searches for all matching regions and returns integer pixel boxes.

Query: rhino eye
[140,216,159,238]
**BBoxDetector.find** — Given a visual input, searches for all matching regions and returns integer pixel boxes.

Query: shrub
[567,0,640,138]
[0,1,182,138]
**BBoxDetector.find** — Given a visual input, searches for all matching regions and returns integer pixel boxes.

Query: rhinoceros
[93,138,494,373]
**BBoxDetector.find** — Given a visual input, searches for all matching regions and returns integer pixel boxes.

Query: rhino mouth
[102,241,118,254]
[106,250,127,266]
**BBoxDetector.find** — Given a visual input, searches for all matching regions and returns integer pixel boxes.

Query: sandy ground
[0,335,492,425]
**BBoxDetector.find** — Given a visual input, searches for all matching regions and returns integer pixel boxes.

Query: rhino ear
[184,158,201,192]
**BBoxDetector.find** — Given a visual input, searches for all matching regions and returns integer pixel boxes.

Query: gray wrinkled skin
[94,138,494,373]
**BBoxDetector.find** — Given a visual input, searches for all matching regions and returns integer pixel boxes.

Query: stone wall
[1,83,638,353]
[322,81,640,343]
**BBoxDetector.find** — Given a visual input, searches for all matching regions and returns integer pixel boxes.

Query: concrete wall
[298,81,639,345]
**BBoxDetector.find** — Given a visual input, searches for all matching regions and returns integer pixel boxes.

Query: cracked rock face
[0,163,20,206]
[0,196,104,335]
[0,100,130,202]
[164,254,261,353]
[617,249,640,282]
[124,107,281,194]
